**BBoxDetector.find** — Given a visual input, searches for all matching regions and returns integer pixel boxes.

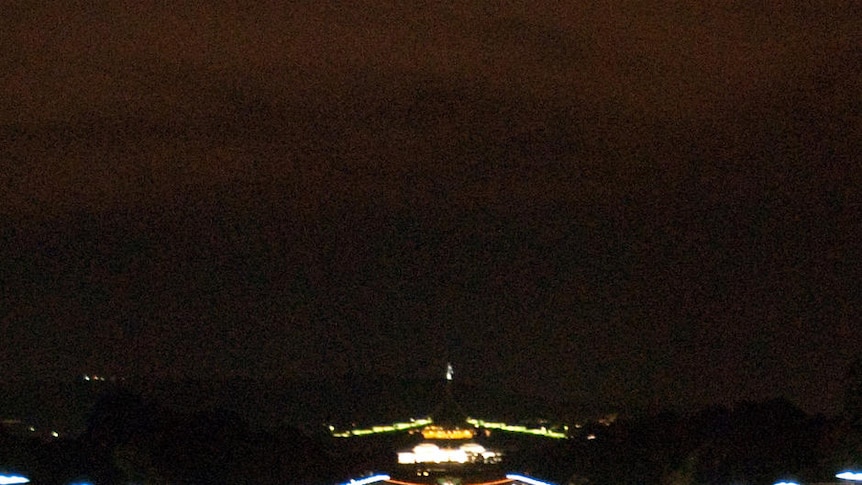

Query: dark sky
[2,1,860,415]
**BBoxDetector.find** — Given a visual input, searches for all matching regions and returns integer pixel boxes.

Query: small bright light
[775,481,800,485]
[51,431,59,438]
[837,471,862,481]
[507,474,556,485]
[0,475,30,485]
[342,474,391,485]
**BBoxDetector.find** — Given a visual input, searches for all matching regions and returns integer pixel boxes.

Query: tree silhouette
[844,357,862,426]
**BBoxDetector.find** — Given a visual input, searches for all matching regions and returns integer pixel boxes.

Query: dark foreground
[2,387,862,485]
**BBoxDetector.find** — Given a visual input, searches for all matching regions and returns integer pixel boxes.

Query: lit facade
[421,425,475,440]
[397,443,500,465]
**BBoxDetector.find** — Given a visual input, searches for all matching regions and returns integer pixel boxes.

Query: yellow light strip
[332,418,433,437]
[333,417,567,439]
[466,419,566,439]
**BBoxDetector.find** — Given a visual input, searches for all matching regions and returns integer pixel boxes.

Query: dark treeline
[510,398,861,485]
[0,388,358,485]
[3,391,862,484]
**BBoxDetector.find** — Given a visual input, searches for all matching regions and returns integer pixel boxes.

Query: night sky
[2,2,860,415]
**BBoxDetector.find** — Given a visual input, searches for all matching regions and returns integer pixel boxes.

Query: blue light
[775,481,800,485]
[342,474,391,485]
[0,475,30,485]
[837,471,862,481]
[506,474,556,485]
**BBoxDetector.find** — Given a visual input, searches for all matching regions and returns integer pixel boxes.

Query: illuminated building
[397,442,500,465]
[332,364,561,485]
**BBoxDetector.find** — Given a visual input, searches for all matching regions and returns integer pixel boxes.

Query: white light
[775,482,800,485]
[837,471,862,481]
[51,431,59,438]
[343,474,390,485]
[507,474,556,485]
[0,476,30,485]
[398,442,499,464]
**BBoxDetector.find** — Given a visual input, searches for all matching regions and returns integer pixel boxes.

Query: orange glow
[460,480,513,485]
[421,426,475,440]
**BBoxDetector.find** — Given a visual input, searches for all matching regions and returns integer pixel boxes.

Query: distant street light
[837,471,862,481]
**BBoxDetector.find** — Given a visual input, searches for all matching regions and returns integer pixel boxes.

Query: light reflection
[837,471,862,481]
[506,474,555,485]
[0,475,30,485]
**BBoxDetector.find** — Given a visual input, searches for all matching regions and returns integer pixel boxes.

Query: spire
[428,362,469,430]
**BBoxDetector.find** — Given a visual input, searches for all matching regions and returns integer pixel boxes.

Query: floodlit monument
[332,364,561,485]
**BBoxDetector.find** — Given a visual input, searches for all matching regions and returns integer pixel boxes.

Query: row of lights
[465,418,568,439]
[333,418,570,439]
[330,418,433,437]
